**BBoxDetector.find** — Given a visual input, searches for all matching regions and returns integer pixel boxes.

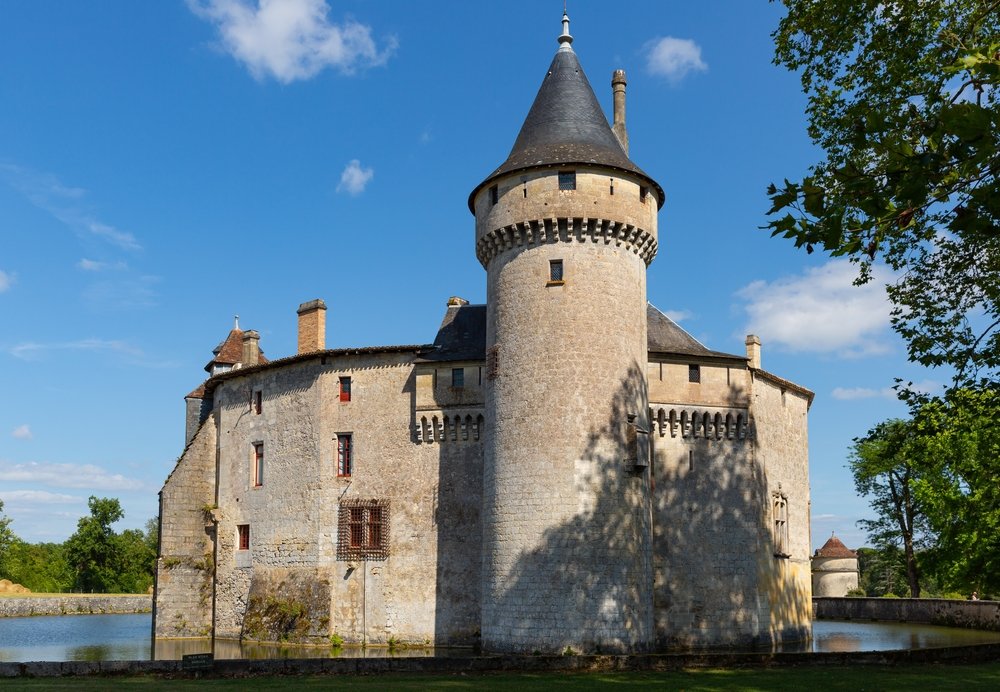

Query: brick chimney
[297,299,327,354]
[745,335,761,370]
[242,330,260,366]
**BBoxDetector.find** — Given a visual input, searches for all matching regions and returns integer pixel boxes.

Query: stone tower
[469,13,663,654]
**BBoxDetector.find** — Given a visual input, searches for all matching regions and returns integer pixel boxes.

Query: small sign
[182,652,214,671]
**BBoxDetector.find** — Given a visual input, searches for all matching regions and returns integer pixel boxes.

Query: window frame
[451,367,464,388]
[558,170,576,191]
[338,499,390,561]
[252,442,264,487]
[237,524,250,551]
[688,364,701,384]
[254,390,262,415]
[773,492,790,558]
[339,376,352,403]
[337,433,352,477]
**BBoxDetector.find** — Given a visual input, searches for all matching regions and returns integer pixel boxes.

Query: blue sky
[0,1,940,549]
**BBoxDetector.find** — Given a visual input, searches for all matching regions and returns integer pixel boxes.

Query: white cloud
[8,338,144,361]
[0,269,13,292]
[0,489,80,505]
[336,159,374,196]
[645,36,707,82]
[831,386,896,401]
[188,0,396,83]
[663,309,692,323]
[0,461,144,491]
[11,424,32,440]
[736,260,896,356]
[0,163,141,252]
[78,258,127,272]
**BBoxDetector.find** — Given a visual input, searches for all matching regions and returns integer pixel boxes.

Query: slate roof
[814,535,858,559]
[468,30,663,211]
[418,303,488,362]
[417,302,742,363]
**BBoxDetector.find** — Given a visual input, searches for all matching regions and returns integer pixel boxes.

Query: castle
[154,14,813,653]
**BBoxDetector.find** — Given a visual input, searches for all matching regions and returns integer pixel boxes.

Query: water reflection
[3,614,1000,662]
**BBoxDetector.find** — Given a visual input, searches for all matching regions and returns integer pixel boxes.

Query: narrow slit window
[549,259,564,282]
[253,443,264,487]
[237,524,250,551]
[339,376,351,402]
[558,170,576,190]
[489,184,498,205]
[640,186,648,204]
[610,179,615,195]
[254,390,262,415]
[337,434,352,477]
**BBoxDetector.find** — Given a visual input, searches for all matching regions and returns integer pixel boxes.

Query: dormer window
[558,171,576,190]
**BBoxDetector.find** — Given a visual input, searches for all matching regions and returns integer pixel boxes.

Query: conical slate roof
[469,16,663,211]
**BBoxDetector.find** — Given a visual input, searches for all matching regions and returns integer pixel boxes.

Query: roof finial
[558,8,573,52]
[234,314,240,330]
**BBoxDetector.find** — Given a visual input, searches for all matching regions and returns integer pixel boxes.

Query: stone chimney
[242,330,260,366]
[612,70,629,155]
[745,335,761,370]
[297,299,327,354]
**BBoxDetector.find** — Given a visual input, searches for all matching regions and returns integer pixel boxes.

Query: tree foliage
[852,387,1000,595]
[850,420,932,596]
[910,386,1000,593]
[770,0,1000,386]
[64,496,126,593]
[0,499,14,577]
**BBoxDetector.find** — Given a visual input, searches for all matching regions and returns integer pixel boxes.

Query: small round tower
[469,13,663,654]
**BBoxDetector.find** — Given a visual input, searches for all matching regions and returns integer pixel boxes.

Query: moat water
[1,614,999,662]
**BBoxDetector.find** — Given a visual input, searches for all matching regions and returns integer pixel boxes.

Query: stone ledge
[0,595,151,618]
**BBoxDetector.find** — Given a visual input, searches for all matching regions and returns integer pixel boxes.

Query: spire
[469,10,663,212]
[234,314,240,330]
[558,10,573,52]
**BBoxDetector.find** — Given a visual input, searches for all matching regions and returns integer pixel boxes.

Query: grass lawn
[4,664,1000,691]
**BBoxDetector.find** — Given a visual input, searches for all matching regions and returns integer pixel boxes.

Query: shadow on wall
[652,378,811,650]
[484,361,653,654]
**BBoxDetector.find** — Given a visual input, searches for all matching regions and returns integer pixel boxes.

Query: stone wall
[749,372,813,644]
[814,597,1000,631]
[812,557,859,597]
[208,350,484,646]
[154,418,217,638]
[0,595,150,617]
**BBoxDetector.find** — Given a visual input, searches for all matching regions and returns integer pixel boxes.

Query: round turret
[472,13,661,654]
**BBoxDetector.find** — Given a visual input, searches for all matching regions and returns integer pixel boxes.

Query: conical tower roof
[814,534,858,559]
[468,13,663,211]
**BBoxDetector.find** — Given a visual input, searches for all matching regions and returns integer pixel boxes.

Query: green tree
[769,0,1000,386]
[850,419,933,596]
[65,496,125,593]
[2,540,73,593]
[0,499,14,577]
[911,386,1000,593]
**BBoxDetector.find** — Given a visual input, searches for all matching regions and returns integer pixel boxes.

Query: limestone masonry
[154,13,813,653]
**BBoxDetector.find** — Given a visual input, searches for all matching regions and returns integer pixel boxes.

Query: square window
[254,390,262,415]
[549,259,564,282]
[452,368,464,387]
[338,499,390,560]
[337,434,352,477]
[339,376,351,402]
[688,364,701,383]
[237,524,250,551]
[558,171,576,190]
[253,443,264,487]
[489,184,498,205]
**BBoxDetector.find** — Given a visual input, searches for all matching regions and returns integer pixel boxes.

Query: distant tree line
[0,497,157,594]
